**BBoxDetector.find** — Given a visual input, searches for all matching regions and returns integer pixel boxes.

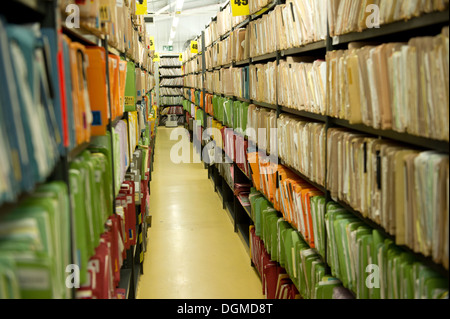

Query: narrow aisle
[137,127,263,299]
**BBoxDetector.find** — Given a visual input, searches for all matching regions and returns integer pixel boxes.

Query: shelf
[281,41,327,56]
[251,52,278,63]
[252,100,277,111]
[330,118,449,153]
[235,59,250,66]
[68,142,91,162]
[108,46,123,57]
[235,96,251,103]
[280,107,327,123]
[334,199,449,279]
[220,30,231,41]
[159,66,182,69]
[1,0,45,23]
[160,85,183,88]
[333,9,449,45]
[234,18,251,30]
[62,23,101,47]
[112,114,125,127]
[236,223,250,248]
[118,268,132,299]
[278,158,328,194]
[159,75,184,78]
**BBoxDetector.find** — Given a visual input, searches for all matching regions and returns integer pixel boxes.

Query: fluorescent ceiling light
[175,0,185,11]
[170,30,176,39]
[172,16,180,28]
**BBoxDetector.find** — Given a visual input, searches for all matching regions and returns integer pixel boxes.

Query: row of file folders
[202,0,448,64]
[248,151,449,299]
[195,27,449,142]
[183,97,449,266]
[0,133,152,299]
[0,17,153,207]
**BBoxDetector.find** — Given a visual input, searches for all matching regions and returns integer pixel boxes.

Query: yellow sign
[99,5,110,22]
[179,53,183,62]
[136,0,147,15]
[125,96,135,107]
[231,0,250,16]
[149,36,155,50]
[190,41,198,54]
[153,52,160,62]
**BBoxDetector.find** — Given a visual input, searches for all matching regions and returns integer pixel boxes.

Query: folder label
[92,111,102,126]
[125,96,135,107]
[231,0,250,16]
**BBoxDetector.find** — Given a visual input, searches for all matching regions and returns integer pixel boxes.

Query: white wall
[146,14,215,53]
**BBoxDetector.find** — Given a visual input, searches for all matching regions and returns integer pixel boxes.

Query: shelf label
[231,0,250,16]
[190,41,198,54]
[179,53,183,62]
[149,36,155,50]
[153,52,160,62]
[125,96,135,107]
[135,0,147,15]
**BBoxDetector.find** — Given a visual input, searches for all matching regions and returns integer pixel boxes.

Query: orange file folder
[118,60,127,116]
[85,46,109,136]
[69,41,91,144]
[109,54,121,120]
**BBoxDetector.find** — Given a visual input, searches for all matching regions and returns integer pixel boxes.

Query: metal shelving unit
[0,0,154,299]
[183,0,450,295]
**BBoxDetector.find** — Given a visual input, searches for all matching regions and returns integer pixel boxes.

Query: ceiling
[144,0,228,53]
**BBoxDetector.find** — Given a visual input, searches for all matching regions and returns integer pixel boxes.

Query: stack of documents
[183,74,202,89]
[327,128,449,268]
[248,150,326,251]
[161,96,183,106]
[205,94,214,116]
[160,78,183,87]
[249,8,279,58]
[183,55,202,74]
[0,20,63,205]
[205,20,218,48]
[230,27,250,62]
[247,105,277,154]
[69,147,115,290]
[217,5,233,38]
[160,87,183,96]
[159,58,182,67]
[159,68,182,77]
[249,1,327,57]
[0,182,72,299]
[328,0,449,37]
[278,115,326,186]
[278,58,327,115]
[249,62,277,105]
[205,72,214,92]
[232,67,250,100]
[249,187,347,299]
[77,212,127,299]
[325,201,449,299]
[326,27,449,141]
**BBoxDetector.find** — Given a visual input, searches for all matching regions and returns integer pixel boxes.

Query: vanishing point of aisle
[137,127,263,299]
